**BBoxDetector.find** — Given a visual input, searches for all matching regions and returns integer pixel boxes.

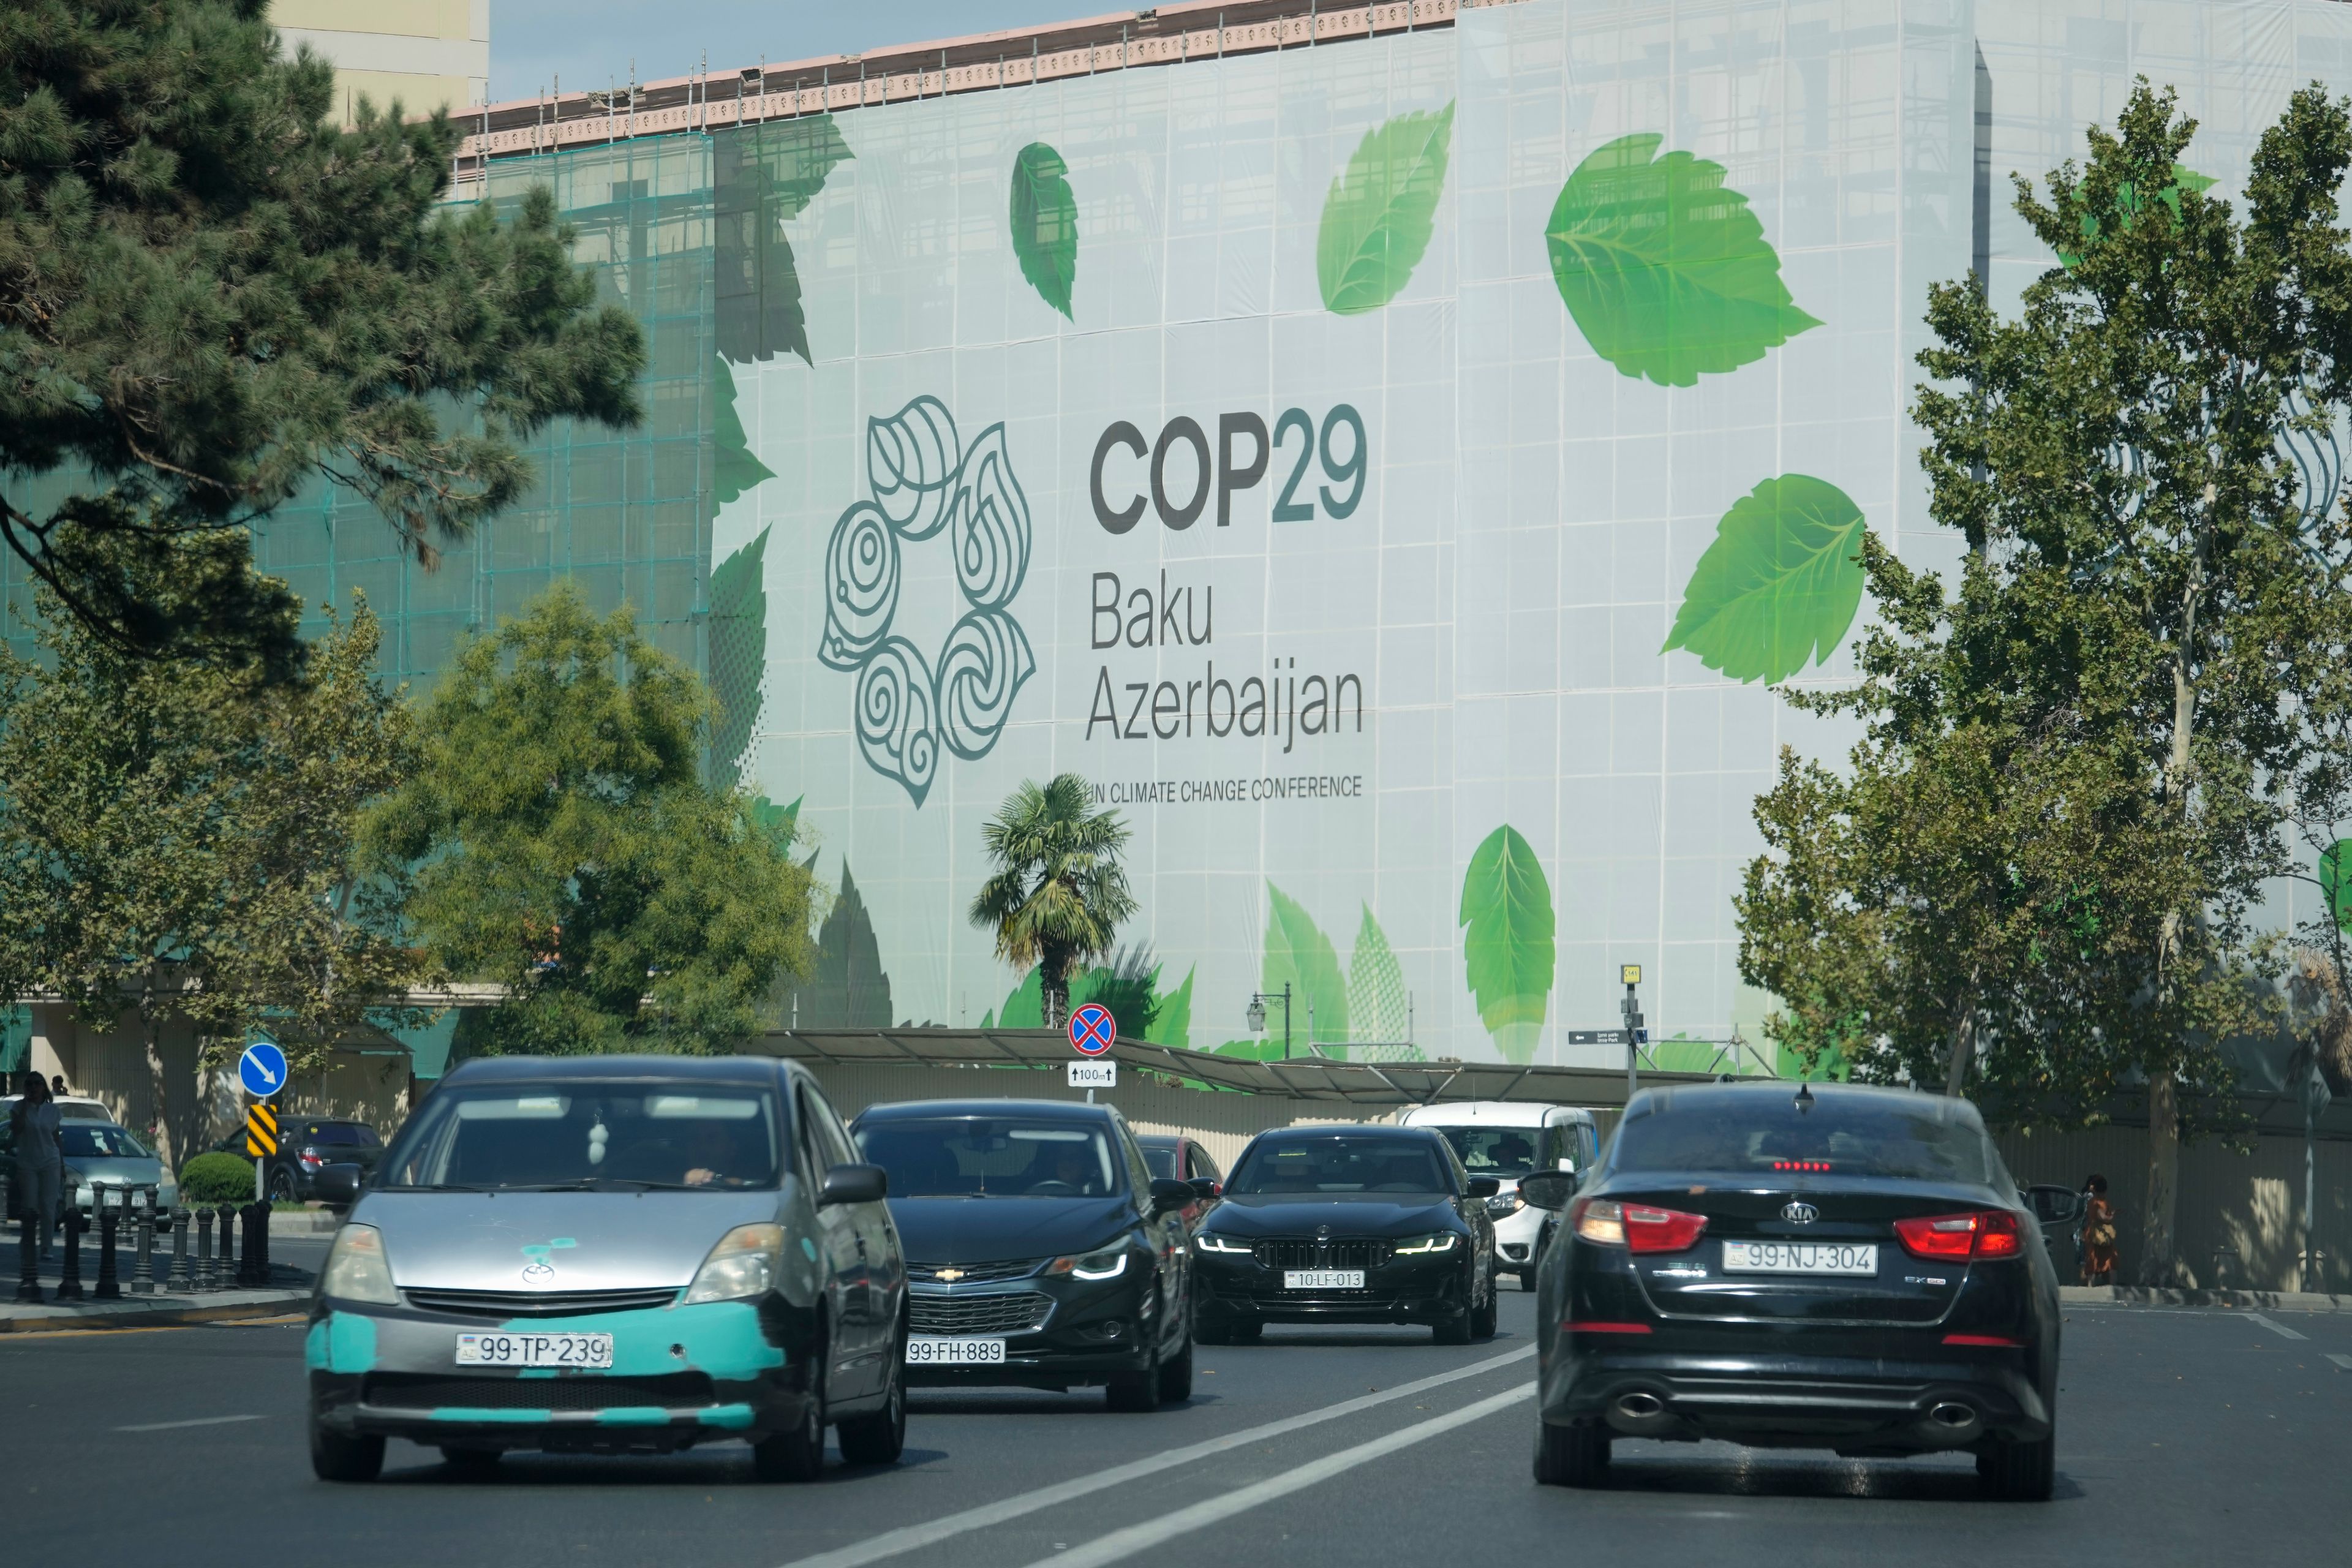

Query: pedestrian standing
[10,1071,63,1261]
[2079,1173,2119,1286]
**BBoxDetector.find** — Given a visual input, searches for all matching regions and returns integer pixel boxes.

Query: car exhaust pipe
[1615,1392,1665,1420]
[1928,1402,1977,1430]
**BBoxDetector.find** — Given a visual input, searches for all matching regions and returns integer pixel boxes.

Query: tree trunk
[1041,944,1070,1032]
[2140,1071,2179,1286]
[141,1008,177,1174]
[1943,979,1980,1096]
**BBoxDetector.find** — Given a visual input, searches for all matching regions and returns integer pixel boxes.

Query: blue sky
[491,1,1119,102]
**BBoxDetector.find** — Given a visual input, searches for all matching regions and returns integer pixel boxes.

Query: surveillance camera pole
[1246,984,1293,1061]
[1619,965,1645,1102]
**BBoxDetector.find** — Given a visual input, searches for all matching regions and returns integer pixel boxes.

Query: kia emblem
[1781,1201,1819,1224]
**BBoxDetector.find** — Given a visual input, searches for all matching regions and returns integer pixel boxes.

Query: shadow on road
[1590,1447,2086,1504]
[369,1444,951,1487]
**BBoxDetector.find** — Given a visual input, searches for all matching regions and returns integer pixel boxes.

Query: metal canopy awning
[739,1028,1721,1108]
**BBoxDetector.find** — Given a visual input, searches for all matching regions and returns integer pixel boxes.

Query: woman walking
[10,1070,64,1283]
[2079,1173,2119,1286]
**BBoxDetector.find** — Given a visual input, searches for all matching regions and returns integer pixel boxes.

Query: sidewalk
[2060,1284,2352,1313]
[4,1237,318,1332]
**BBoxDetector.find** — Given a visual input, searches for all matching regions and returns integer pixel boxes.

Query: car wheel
[755,1344,829,1483]
[439,1446,501,1480]
[1469,1279,1498,1341]
[309,1419,384,1483]
[1977,1431,2056,1501]
[270,1168,297,1204]
[1156,1329,1195,1404]
[1194,1316,1230,1346]
[1519,1269,1540,1293]
[836,1359,906,1466]
[1433,1306,1473,1346]
[1532,1420,1610,1487]
[1106,1340,1164,1412]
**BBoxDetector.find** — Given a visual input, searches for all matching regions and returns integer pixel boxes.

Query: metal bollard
[195,1207,216,1291]
[56,1207,85,1301]
[12,1174,39,1305]
[132,1194,157,1295]
[93,1199,121,1300]
[214,1205,234,1292]
[255,1198,273,1286]
[167,1204,192,1293]
[236,1202,257,1287]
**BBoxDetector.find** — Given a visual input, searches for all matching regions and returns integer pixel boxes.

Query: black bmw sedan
[1190,1126,1500,1343]
[1521,1081,2060,1500]
[850,1099,1201,1410]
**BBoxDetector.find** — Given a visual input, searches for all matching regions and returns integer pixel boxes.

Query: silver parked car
[1,1099,179,1226]
[304,1055,908,1483]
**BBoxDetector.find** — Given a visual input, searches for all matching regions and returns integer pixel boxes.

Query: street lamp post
[1246,984,1293,1061]
[1620,964,1644,1101]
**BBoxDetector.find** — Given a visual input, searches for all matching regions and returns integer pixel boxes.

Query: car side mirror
[818,1163,889,1206]
[1188,1177,1220,1201]
[312,1163,364,1207]
[1465,1175,1501,1200]
[1517,1170,1577,1211]
[1148,1177,1196,1215]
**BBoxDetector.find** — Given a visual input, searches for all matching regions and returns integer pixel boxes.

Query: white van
[1398,1102,1600,1289]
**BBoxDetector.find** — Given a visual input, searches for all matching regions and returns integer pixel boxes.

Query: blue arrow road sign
[1069,1003,1117,1057]
[238,1039,288,1099]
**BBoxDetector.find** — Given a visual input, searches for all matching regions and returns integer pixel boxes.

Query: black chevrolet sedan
[1191,1125,1500,1343]
[1522,1081,2060,1500]
[850,1099,1200,1410]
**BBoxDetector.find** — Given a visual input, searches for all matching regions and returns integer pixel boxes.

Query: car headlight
[320,1223,399,1305]
[1393,1233,1458,1256]
[1194,1233,1254,1256]
[1486,1192,1526,1218]
[1046,1245,1129,1281]
[682,1223,785,1304]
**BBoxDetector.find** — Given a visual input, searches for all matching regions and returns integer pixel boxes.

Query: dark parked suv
[211,1118,384,1203]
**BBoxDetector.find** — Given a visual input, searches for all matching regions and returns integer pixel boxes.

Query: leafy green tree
[0,0,643,672]
[1745,81,2352,1283]
[0,573,425,1168]
[969,774,1137,1030]
[365,584,814,1055]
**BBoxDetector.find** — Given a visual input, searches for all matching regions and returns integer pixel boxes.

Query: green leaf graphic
[2322,840,2352,931]
[1346,906,1409,1045]
[1264,883,1348,1048]
[716,115,850,366]
[1317,102,1455,315]
[1545,132,1820,386]
[712,358,775,507]
[2059,163,2216,266]
[1459,826,1555,1063]
[1010,142,1079,319]
[1662,474,1868,686]
[1147,965,1194,1051]
[791,862,892,1027]
[708,524,771,790]
[749,793,801,846]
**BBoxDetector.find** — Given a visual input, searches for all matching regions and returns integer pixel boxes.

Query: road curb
[2061,1284,2352,1313]
[0,1290,310,1333]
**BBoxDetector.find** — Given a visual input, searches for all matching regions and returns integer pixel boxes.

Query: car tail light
[298,1149,325,1169]
[1570,1198,1708,1254]
[1562,1321,1653,1335]
[1895,1210,2023,1261]
[1943,1333,2027,1347]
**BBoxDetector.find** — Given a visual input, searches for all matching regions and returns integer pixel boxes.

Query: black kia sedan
[850,1099,1200,1410]
[1521,1081,2060,1500]
[1189,1125,1500,1343]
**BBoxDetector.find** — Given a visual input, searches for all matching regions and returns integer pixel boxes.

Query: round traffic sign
[238,1039,288,1099]
[1068,1003,1117,1057]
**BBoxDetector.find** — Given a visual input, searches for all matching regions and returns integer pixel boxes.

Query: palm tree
[969,774,1138,1030]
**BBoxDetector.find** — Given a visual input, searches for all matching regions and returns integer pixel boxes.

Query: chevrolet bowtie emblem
[935,1267,965,1282]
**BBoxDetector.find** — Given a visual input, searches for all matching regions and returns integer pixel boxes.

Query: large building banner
[410,0,2352,1066]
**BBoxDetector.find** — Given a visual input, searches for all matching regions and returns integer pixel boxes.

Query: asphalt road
[3,1293,2345,1567]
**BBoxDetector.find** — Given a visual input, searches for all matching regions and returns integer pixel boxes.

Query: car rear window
[1610,1095,1993,1184]
[1141,1145,1178,1179]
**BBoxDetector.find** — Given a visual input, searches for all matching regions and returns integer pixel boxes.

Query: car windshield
[1431,1126,1539,1180]
[59,1124,151,1159]
[1141,1145,1178,1178]
[854,1118,1121,1197]
[301,1123,378,1147]
[379,1083,783,1191]
[1227,1135,1450,1196]
[1611,1096,1993,1183]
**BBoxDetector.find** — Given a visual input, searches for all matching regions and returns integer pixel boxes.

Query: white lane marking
[776,1344,1537,1568]
[2244,1312,2308,1341]
[2327,1352,2352,1372]
[114,1414,265,1433]
[1030,1382,1535,1568]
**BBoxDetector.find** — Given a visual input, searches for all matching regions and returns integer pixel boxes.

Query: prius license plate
[1284,1269,1365,1290]
[454,1332,612,1368]
[908,1336,1008,1365]
[1721,1241,1879,1276]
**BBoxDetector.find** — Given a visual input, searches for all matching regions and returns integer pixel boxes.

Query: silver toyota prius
[304,1055,907,1482]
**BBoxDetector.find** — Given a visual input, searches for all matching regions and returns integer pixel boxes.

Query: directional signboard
[238,1040,288,1099]
[1567,1030,1630,1046]
[1068,1003,1116,1057]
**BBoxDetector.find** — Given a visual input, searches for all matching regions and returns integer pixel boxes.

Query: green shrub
[178,1152,259,1207]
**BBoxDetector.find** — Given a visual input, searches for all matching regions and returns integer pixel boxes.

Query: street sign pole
[1619,965,1644,1101]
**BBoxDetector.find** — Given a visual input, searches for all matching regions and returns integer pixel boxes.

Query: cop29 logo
[820,397,1035,807]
